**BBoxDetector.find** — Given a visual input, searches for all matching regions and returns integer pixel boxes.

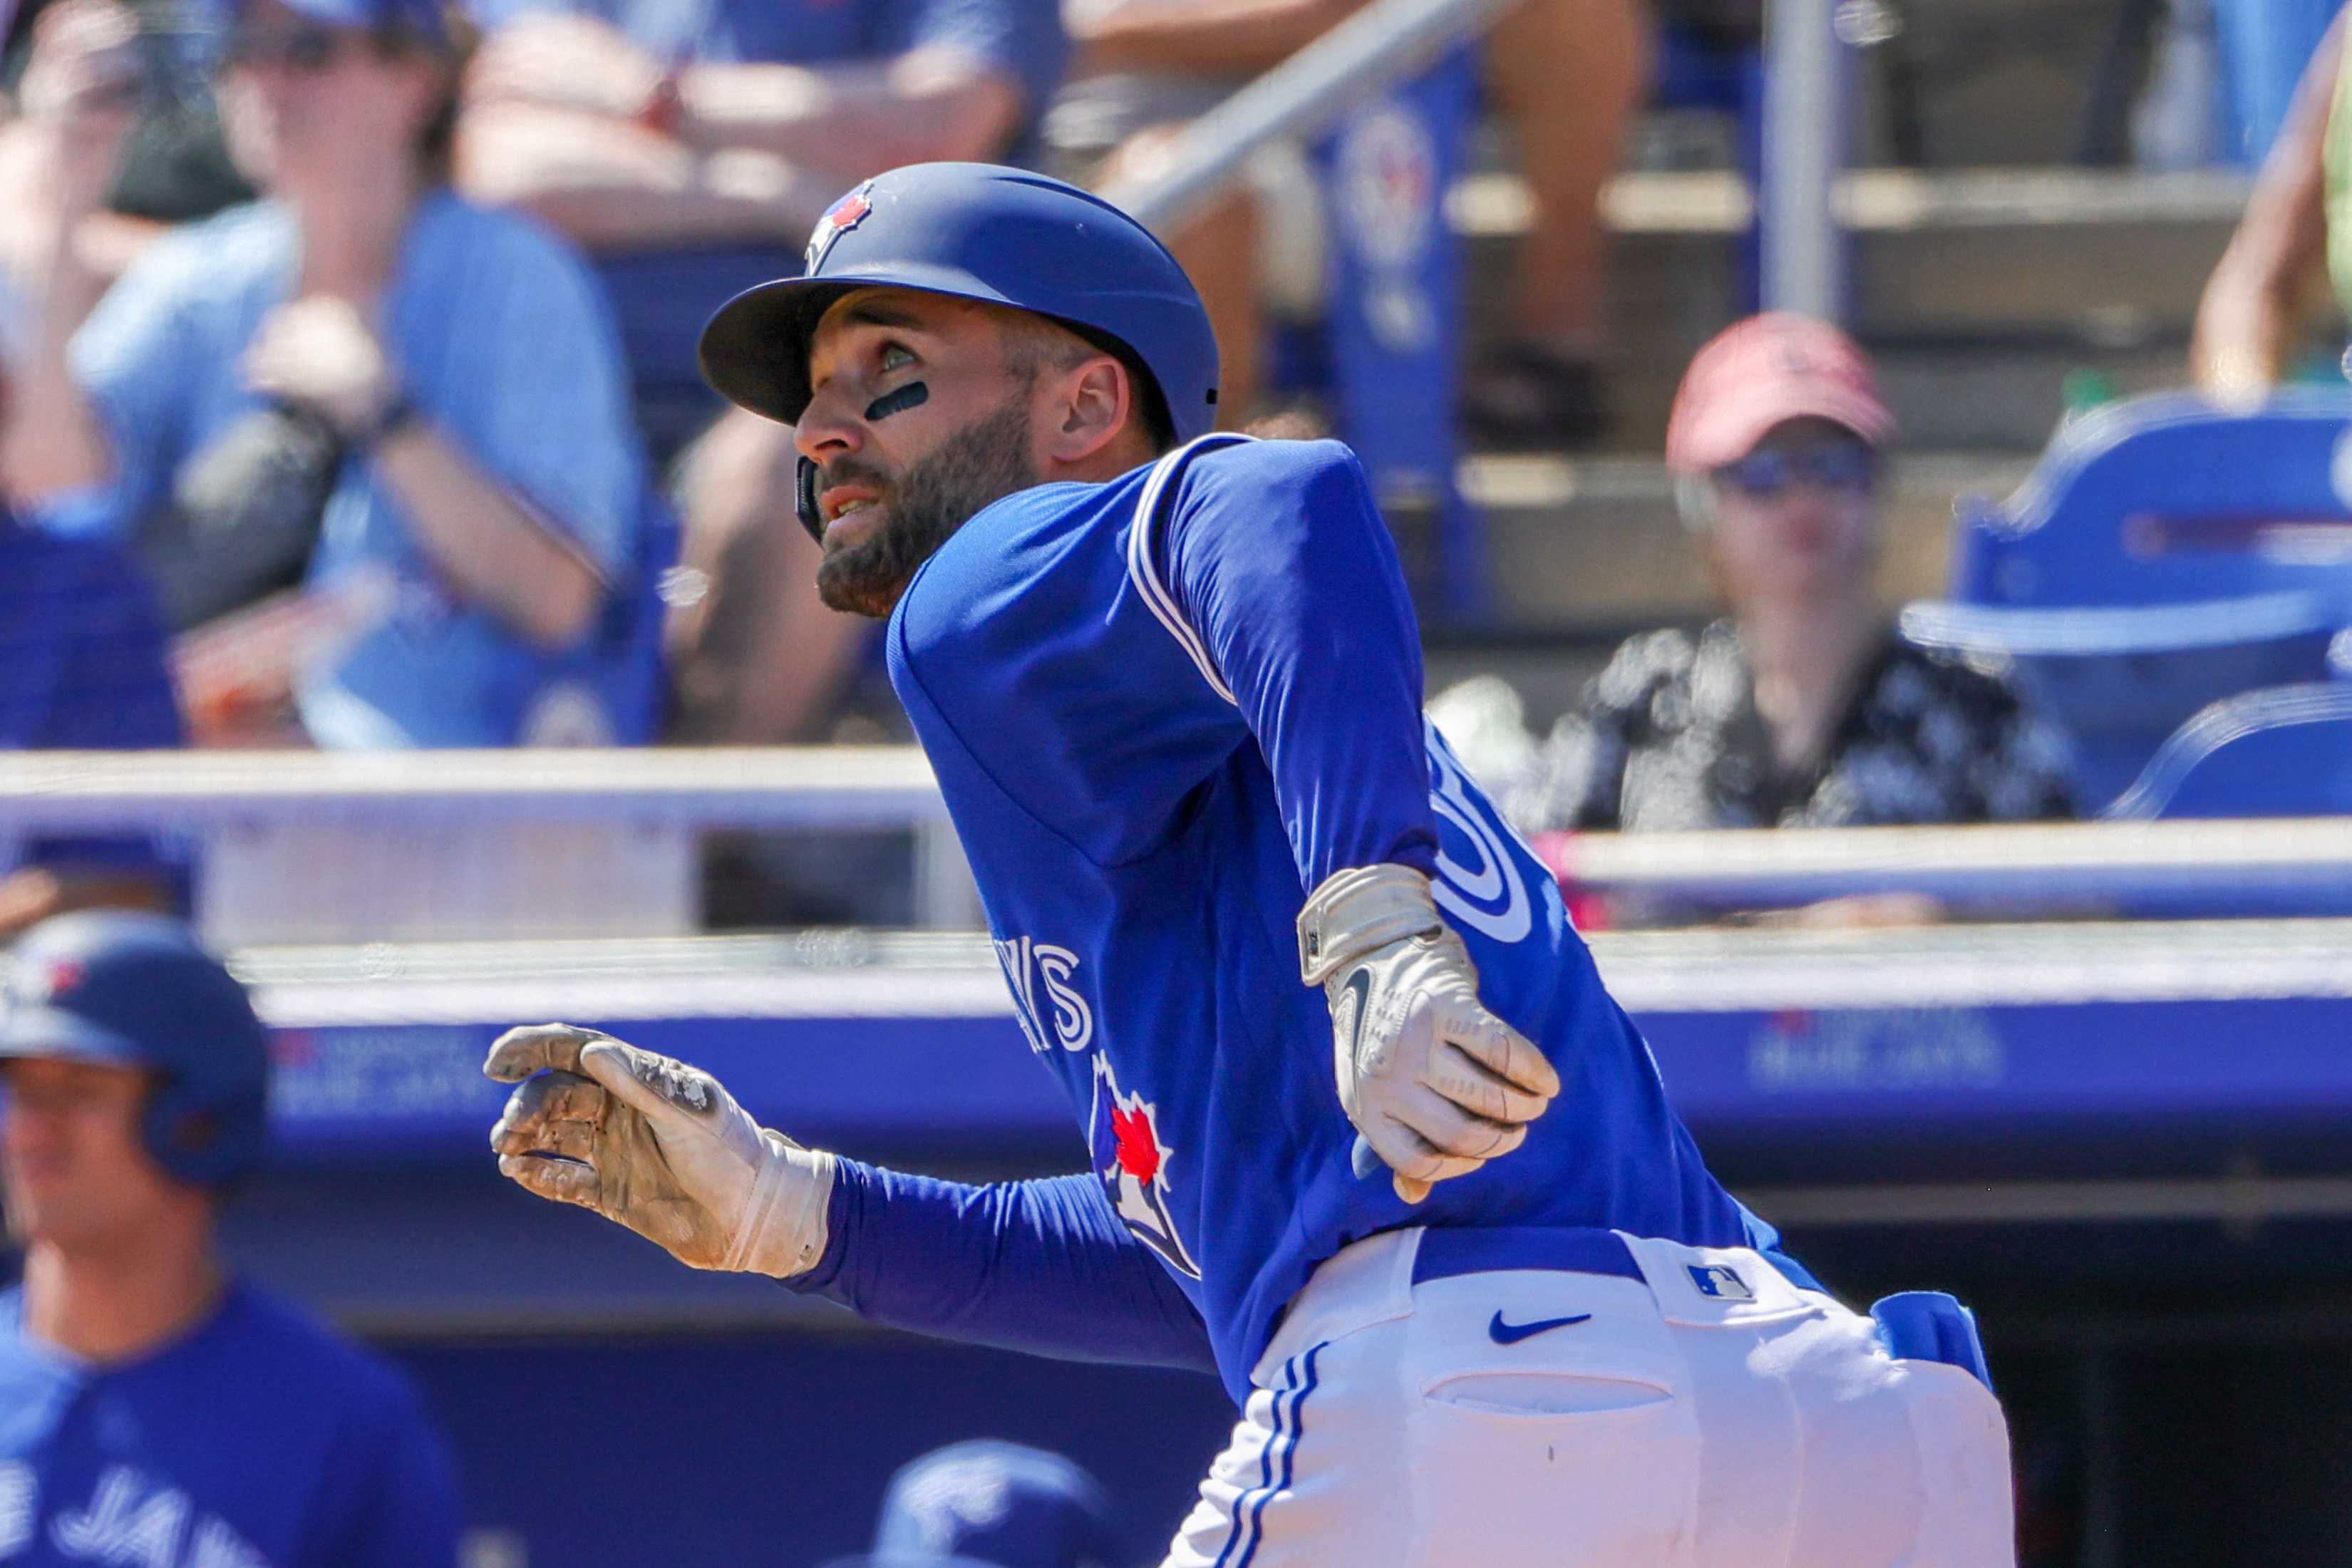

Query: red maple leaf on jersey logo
[1090,1055,1200,1279]
[1110,1104,1160,1185]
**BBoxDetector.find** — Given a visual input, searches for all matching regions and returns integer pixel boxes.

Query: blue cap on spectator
[243,0,448,46]
[819,1441,1119,1568]
[0,912,272,1186]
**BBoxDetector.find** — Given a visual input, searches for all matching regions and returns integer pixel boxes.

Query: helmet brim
[698,262,1024,427]
[0,1004,153,1069]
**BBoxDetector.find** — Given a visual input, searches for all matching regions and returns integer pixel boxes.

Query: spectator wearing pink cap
[1516,312,2074,839]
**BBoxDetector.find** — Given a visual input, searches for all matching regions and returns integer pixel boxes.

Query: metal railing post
[1101,0,1520,234]
[1760,0,1848,319]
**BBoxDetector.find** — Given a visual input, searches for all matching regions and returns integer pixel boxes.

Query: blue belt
[1411,1226,1646,1285]
[1411,1226,1830,1298]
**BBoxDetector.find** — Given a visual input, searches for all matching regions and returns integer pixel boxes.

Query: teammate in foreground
[0,913,461,1567]
[487,163,2015,1565]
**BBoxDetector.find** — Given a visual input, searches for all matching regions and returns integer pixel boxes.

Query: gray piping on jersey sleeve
[1124,432,1252,708]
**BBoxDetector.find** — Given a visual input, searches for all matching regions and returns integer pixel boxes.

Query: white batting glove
[484,1023,835,1278]
[1299,865,1561,1204]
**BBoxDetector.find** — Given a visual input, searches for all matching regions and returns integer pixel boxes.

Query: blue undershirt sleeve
[1157,440,1439,892]
[783,1161,1217,1376]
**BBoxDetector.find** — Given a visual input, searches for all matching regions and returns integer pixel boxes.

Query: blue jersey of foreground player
[884,434,1756,1397]
[0,1281,461,1567]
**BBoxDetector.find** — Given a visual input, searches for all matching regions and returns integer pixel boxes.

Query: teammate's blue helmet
[817,1440,1119,1568]
[697,163,1221,448]
[0,912,271,1187]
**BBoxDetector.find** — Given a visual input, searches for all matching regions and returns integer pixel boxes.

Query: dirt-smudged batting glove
[484,1023,835,1277]
[1299,865,1561,1204]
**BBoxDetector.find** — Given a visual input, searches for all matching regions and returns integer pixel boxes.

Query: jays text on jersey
[796,434,1783,1403]
[0,1283,461,1568]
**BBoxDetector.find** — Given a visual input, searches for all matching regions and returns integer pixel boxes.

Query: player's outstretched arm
[1299,864,1561,1203]
[483,1023,835,1277]
[486,1026,1217,1370]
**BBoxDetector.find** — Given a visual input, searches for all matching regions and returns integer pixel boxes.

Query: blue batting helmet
[0,912,271,1187]
[697,163,1221,446]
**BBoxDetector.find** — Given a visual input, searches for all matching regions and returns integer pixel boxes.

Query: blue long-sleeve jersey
[796,435,1759,1404]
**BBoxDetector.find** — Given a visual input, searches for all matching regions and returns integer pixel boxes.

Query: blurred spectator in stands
[0,0,259,306]
[0,0,646,750]
[1051,0,1642,444]
[820,1440,1120,1568]
[456,0,1066,743]
[2192,10,2347,403]
[1480,314,2075,837]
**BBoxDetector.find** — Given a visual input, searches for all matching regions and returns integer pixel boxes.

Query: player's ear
[1038,355,1133,468]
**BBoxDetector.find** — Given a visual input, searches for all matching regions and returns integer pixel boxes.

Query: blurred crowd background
[4,0,2352,1557]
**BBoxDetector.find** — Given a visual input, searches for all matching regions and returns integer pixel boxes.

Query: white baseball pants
[1163,1229,2014,1568]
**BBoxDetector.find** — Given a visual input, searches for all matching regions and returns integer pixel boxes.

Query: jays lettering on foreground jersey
[0,1283,461,1568]
[882,434,1757,1398]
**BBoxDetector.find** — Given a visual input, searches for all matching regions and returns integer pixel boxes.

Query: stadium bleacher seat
[2104,681,2352,820]
[1899,388,2352,809]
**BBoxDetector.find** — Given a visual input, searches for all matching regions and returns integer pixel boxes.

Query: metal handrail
[1096,0,1520,235]
[5,749,2352,914]
[1545,817,2352,912]
[0,747,944,829]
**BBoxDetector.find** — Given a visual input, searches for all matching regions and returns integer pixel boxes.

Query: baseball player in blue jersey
[0,913,462,1568]
[486,163,2015,1566]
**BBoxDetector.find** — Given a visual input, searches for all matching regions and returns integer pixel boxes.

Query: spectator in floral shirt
[1517,314,2076,836]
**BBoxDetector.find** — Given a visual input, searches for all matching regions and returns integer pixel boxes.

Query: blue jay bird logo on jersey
[1088,1054,1201,1279]
[996,935,1093,1054]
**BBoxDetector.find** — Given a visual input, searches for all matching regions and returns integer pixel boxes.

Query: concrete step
[1455,167,2256,239]
[1452,167,2296,453]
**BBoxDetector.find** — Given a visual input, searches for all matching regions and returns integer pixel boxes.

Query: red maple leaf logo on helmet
[805,184,875,273]
[827,190,872,231]
[1110,1104,1160,1185]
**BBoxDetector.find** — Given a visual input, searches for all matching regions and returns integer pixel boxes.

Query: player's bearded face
[809,398,1038,618]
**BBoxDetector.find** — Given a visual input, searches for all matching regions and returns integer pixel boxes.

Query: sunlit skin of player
[798,288,1157,586]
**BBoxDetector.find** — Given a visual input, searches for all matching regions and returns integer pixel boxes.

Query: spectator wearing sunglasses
[1,0,646,748]
[1510,313,2075,840]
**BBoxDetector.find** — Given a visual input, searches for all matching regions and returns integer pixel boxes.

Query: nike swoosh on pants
[1487,1310,1594,1345]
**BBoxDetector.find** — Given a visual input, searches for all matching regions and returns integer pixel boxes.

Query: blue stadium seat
[2104,682,2352,820]
[1899,389,2352,809]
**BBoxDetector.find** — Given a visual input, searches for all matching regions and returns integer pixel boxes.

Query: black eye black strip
[864,381,929,422]
[795,455,824,542]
